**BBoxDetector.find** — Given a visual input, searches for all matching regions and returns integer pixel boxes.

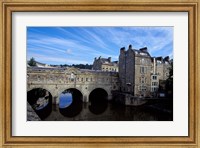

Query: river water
[44,100,173,121]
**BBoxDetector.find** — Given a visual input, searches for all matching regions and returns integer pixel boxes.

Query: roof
[100,58,110,63]
[134,49,151,57]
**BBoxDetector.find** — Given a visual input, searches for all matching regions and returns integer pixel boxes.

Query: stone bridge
[27,67,119,104]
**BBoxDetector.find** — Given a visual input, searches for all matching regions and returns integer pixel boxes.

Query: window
[152,82,158,86]
[151,87,157,92]
[141,58,145,64]
[152,75,157,80]
[70,73,75,81]
[90,78,92,81]
[140,53,147,56]
[151,87,158,92]
[140,67,147,74]
[139,86,147,91]
[140,77,146,83]
[86,78,88,81]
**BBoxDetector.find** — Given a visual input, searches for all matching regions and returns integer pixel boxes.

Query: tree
[28,57,36,66]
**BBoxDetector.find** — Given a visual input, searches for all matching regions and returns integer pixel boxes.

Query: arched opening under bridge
[59,88,83,117]
[27,88,52,120]
[89,88,108,115]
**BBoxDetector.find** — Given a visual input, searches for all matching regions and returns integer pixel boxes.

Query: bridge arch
[58,88,83,102]
[58,88,83,117]
[89,88,108,102]
[27,87,52,120]
[89,88,108,115]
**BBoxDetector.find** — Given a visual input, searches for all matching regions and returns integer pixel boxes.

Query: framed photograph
[0,0,199,147]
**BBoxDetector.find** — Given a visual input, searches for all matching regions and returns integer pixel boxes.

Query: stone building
[92,56,119,72]
[151,56,171,93]
[119,44,171,97]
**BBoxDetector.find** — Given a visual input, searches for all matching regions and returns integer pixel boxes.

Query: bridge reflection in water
[44,100,172,121]
[59,89,83,118]
[28,88,172,121]
[27,88,52,120]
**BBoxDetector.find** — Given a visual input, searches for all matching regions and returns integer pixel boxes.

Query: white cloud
[66,49,72,54]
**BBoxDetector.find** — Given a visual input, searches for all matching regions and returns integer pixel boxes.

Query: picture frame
[0,0,199,147]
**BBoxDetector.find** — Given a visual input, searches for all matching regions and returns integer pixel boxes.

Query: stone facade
[119,45,135,93]
[27,102,41,121]
[92,56,118,72]
[27,67,119,104]
[134,47,152,97]
[119,45,171,97]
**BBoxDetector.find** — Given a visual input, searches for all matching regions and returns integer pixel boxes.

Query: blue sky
[27,27,173,65]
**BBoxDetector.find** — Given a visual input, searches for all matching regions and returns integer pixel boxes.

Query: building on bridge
[92,56,119,72]
[119,44,171,97]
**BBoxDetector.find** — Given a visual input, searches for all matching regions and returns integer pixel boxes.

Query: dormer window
[140,53,147,56]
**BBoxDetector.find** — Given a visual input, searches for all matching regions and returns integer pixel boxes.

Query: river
[44,99,173,121]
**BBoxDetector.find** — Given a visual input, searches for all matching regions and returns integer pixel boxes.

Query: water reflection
[59,89,83,118]
[44,99,173,121]
[89,88,108,115]
[59,99,83,117]
[89,100,108,115]
[59,92,73,108]
[27,88,52,120]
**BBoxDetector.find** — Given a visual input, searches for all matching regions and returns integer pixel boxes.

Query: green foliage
[28,57,36,66]
[58,64,93,69]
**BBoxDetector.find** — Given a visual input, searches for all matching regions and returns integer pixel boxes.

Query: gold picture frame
[0,0,199,147]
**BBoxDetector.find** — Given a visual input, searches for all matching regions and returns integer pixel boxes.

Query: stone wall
[27,102,41,121]
[134,55,152,97]
[125,46,135,94]
[119,47,126,92]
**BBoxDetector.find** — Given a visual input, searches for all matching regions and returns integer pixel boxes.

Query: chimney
[139,47,148,52]
[120,47,125,54]
[164,56,170,62]
[108,57,111,62]
[128,44,132,50]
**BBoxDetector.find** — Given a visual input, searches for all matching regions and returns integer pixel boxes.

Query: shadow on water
[28,88,173,121]
[89,88,108,115]
[27,88,52,120]
[59,88,83,118]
